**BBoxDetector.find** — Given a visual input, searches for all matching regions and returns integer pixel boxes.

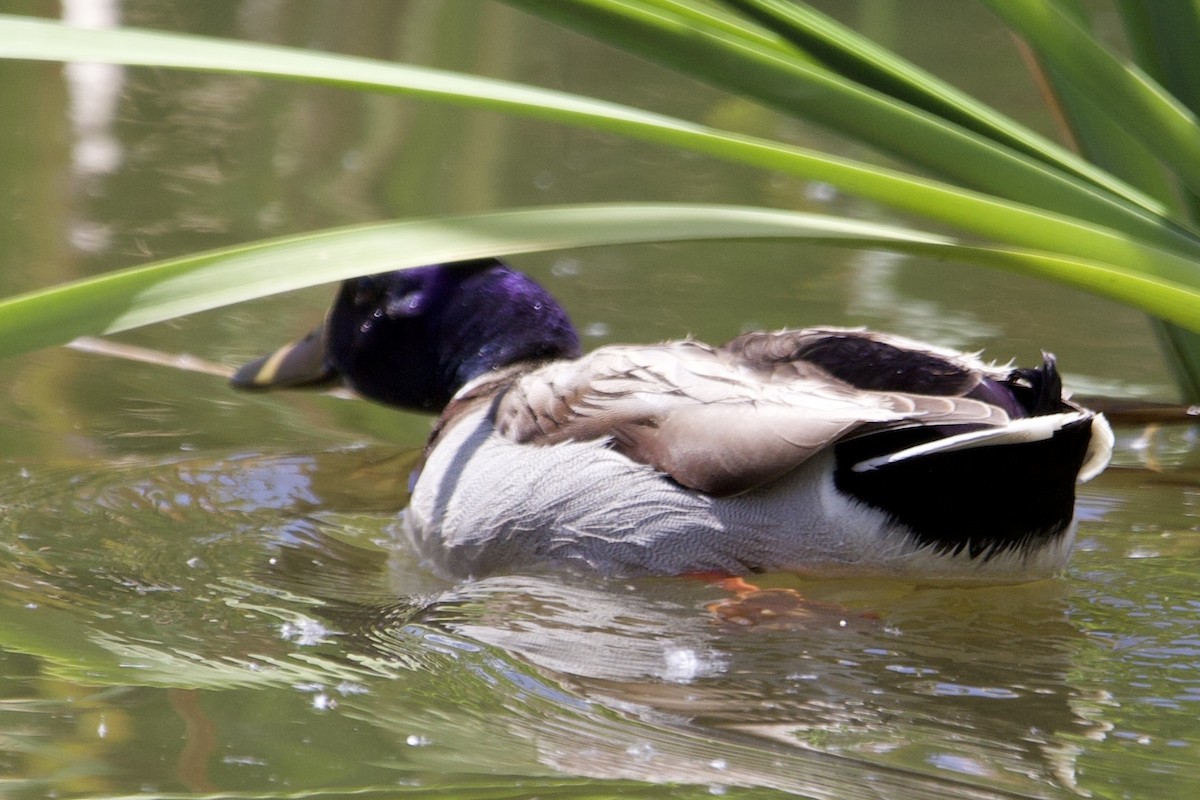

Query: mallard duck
[232,258,1113,582]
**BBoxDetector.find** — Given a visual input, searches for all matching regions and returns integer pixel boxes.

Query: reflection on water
[62,0,123,183]
[1,428,1197,799]
[844,250,1002,349]
[363,576,1093,796]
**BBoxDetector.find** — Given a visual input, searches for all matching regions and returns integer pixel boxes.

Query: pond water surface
[1,2,1198,799]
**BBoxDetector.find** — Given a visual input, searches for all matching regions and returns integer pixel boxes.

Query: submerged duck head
[232,259,581,410]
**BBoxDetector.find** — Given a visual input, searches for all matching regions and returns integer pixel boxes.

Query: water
[0,2,1197,798]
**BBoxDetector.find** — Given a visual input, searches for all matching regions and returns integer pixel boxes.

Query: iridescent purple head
[323,259,581,411]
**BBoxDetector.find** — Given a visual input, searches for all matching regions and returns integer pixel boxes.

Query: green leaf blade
[983,0,1200,198]
[4,12,1200,265]
[1,204,1196,363]
[716,0,1164,209]
[507,0,1186,236]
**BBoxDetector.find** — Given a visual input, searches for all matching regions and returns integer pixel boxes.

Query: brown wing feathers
[494,330,1012,496]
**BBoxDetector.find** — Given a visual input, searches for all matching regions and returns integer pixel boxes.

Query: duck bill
[229,323,338,390]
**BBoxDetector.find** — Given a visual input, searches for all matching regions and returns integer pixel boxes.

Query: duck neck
[435,314,578,397]
[430,269,581,400]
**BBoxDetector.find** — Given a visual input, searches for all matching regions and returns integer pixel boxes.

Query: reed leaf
[981,0,1200,197]
[0,13,1198,266]
[2,8,1200,396]
[0,205,1196,362]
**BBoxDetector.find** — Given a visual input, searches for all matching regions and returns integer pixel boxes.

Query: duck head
[231,259,581,411]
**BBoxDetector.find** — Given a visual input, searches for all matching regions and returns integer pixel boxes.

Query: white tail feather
[1079,413,1113,482]
[851,411,1105,480]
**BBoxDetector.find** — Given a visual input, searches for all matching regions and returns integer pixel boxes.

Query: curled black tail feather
[1010,352,1066,417]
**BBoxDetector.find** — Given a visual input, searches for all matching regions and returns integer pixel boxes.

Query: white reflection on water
[62,0,124,259]
[62,0,124,180]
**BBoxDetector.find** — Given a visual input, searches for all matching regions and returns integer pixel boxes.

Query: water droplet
[663,647,701,684]
[625,742,656,762]
[551,258,581,278]
[280,617,332,646]
[584,321,611,338]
